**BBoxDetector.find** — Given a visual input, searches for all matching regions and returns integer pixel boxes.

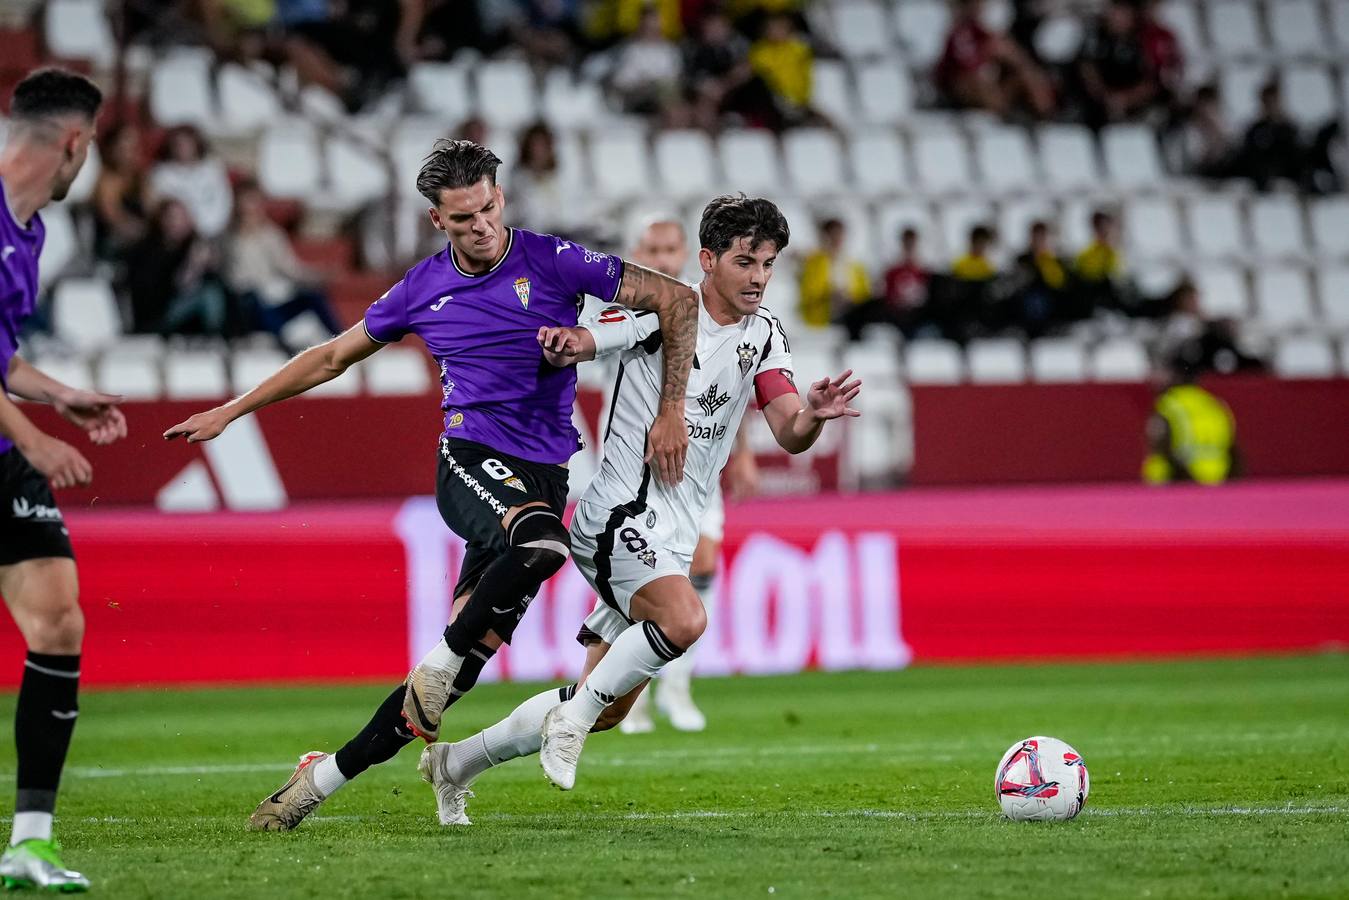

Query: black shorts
[435,438,569,600]
[0,448,74,566]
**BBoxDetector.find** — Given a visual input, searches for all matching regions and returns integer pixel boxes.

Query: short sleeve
[551,238,624,304]
[753,314,797,407]
[580,306,660,357]
[363,279,410,343]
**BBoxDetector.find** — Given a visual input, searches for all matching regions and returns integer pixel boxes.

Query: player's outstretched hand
[645,409,687,485]
[163,408,231,443]
[55,388,127,446]
[536,326,588,367]
[806,369,862,421]
[24,431,93,489]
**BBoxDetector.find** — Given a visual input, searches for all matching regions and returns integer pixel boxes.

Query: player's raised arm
[163,324,382,442]
[611,262,699,484]
[759,369,862,455]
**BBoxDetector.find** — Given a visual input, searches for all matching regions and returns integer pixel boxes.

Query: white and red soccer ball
[995,736,1089,821]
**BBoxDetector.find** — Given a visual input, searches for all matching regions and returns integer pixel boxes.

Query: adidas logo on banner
[156,416,288,512]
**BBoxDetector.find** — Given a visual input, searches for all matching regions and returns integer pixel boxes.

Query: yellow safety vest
[1142,385,1235,485]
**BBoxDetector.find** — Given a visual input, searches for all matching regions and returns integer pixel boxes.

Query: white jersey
[577,295,793,555]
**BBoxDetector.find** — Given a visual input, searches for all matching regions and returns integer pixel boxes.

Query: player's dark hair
[416,139,502,204]
[9,68,102,123]
[698,194,790,257]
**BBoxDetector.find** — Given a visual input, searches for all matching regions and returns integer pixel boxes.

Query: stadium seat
[165,351,229,399]
[1101,125,1163,188]
[1219,63,1270,127]
[1310,198,1349,257]
[1248,195,1308,261]
[849,130,908,194]
[541,69,606,130]
[1315,266,1349,331]
[1206,0,1265,58]
[109,334,168,359]
[391,117,448,199]
[1184,194,1247,260]
[1194,265,1251,318]
[38,204,77,289]
[64,141,100,204]
[1282,64,1338,128]
[258,123,322,199]
[365,347,432,395]
[783,128,846,197]
[149,50,215,128]
[841,339,901,382]
[1089,337,1151,381]
[44,0,114,67]
[1253,266,1316,330]
[305,362,363,397]
[1269,0,1326,56]
[30,355,93,393]
[1134,261,1183,299]
[216,64,284,138]
[325,131,393,210]
[590,130,651,199]
[856,61,913,126]
[874,199,937,260]
[51,278,121,352]
[1034,15,1084,64]
[832,1,894,59]
[1340,336,1349,375]
[474,60,537,130]
[95,354,162,400]
[1126,197,1186,261]
[654,130,718,199]
[1273,335,1336,377]
[967,338,1026,383]
[974,126,1038,194]
[407,62,471,121]
[811,60,854,126]
[938,199,996,263]
[1158,1,1207,66]
[904,339,964,384]
[1038,125,1101,192]
[894,0,950,68]
[1029,338,1088,383]
[230,348,288,396]
[1332,0,1349,47]
[998,198,1056,249]
[718,130,783,194]
[912,130,974,194]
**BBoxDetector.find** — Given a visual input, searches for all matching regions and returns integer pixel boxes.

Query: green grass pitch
[1,654,1346,899]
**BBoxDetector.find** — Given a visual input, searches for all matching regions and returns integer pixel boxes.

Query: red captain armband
[754,368,797,407]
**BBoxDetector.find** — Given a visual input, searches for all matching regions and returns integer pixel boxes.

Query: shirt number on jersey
[482,459,514,481]
[618,527,648,554]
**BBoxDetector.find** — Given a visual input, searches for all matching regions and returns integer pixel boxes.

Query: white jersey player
[417,195,861,820]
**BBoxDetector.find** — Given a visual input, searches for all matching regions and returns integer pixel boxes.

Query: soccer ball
[995,736,1089,822]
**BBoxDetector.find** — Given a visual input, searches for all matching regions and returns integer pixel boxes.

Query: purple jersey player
[166,140,699,832]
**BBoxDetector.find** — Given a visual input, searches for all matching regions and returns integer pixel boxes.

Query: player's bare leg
[542,576,705,789]
[654,536,717,732]
[0,559,91,892]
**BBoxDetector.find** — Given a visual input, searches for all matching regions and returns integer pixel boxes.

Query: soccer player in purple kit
[164,140,699,830]
[0,69,127,892]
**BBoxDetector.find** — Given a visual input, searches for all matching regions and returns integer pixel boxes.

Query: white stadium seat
[1101,125,1163,188]
[1249,195,1308,260]
[783,128,846,196]
[974,126,1038,193]
[912,131,973,193]
[654,130,717,199]
[856,61,913,125]
[1310,198,1349,258]
[1194,265,1251,318]
[1273,335,1336,377]
[44,0,114,67]
[51,277,121,352]
[474,59,536,130]
[811,60,854,125]
[217,64,283,138]
[1282,64,1338,128]
[1126,197,1185,261]
[541,69,605,130]
[365,347,432,395]
[1317,266,1349,330]
[841,340,901,382]
[392,117,449,199]
[37,203,76,290]
[325,131,392,210]
[832,1,894,59]
[904,339,964,384]
[1034,15,1084,65]
[894,0,950,68]
[966,338,1026,383]
[1206,0,1265,58]
[718,130,783,194]
[1158,1,1206,65]
[31,355,93,393]
[1185,194,1247,259]
[1089,338,1151,381]
[1254,266,1316,330]
[64,140,99,205]
[590,130,651,199]
[165,351,229,399]
[1029,338,1088,382]
[1038,125,1100,191]
[305,363,363,397]
[149,50,214,128]
[1220,63,1270,127]
[258,124,322,199]
[875,200,937,260]
[231,348,289,396]
[96,354,162,400]
[849,130,908,194]
[407,62,471,121]
[1332,0,1349,48]
[1269,0,1326,56]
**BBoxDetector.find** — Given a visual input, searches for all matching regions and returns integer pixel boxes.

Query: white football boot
[418,743,474,826]
[540,707,590,790]
[656,672,706,732]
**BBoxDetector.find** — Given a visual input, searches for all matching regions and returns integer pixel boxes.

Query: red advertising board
[1,481,1344,688]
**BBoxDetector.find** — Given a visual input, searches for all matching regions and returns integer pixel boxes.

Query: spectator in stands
[1011,220,1070,337]
[91,122,151,264]
[1174,84,1234,179]
[611,7,684,117]
[498,0,585,68]
[838,227,932,340]
[508,122,590,239]
[798,218,870,330]
[455,116,490,147]
[1142,354,1239,485]
[1139,0,1183,104]
[748,13,814,127]
[226,180,342,355]
[1073,208,1126,316]
[934,0,1055,120]
[926,224,1001,342]
[278,0,424,110]
[1009,0,1051,63]
[1157,280,1263,375]
[952,224,998,283]
[124,198,230,338]
[684,8,781,130]
[1076,0,1159,128]
[1234,80,1308,192]
[418,0,495,59]
[149,126,233,241]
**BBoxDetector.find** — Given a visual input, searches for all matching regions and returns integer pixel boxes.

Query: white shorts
[570,500,692,646]
[699,481,725,543]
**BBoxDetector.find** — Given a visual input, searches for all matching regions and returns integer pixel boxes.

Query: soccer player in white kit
[417,196,861,819]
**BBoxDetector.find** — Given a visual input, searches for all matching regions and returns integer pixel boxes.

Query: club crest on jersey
[646,511,657,528]
[697,383,730,418]
[637,549,657,569]
[504,476,526,492]
[737,342,757,377]
[513,276,531,309]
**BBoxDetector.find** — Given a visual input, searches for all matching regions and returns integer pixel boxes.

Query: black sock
[15,652,80,814]
[441,641,497,714]
[333,685,416,780]
[443,552,547,654]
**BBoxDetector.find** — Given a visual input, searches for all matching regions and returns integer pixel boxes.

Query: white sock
[562,622,680,729]
[312,754,348,798]
[418,639,466,677]
[450,687,565,784]
[9,812,52,846]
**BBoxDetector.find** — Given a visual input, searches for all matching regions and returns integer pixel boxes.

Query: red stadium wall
[0,482,1344,688]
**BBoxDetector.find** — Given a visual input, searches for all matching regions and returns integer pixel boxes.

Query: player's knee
[656,594,706,651]
[508,509,570,579]
[25,601,84,654]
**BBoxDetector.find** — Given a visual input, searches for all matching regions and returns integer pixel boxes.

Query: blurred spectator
[934,0,1054,120]
[1009,0,1051,63]
[1233,80,1307,192]
[418,0,494,59]
[149,126,234,241]
[91,122,151,264]
[748,13,814,126]
[685,9,780,130]
[1142,356,1238,485]
[1174,84,1234,179]
[839,227,931,340]
[1157,280,1264,374]
[611,8,684,116]
[278,0,424,110]
[1073,208,1126,315]
[927,224,1001,342]
[798,218,870,329]
[951,224,998,282]
[124,199,230,337]
[1011,220,1069,337]
[226,181,342,355]
[455,116,490,147]
[1076,0,1158,128]
[1139,0,1183,103]
[508,122,590,238]
[506,0,584,68]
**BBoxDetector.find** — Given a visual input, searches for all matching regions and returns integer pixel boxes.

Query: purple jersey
[0,177,46,456]
[363,228,624,464]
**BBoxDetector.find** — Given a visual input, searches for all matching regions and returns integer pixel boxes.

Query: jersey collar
[449,227,515,278]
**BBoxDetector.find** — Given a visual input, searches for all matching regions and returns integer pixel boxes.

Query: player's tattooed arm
[612,262,699,484]
[761,369,862,454]
[164,324,383,442]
